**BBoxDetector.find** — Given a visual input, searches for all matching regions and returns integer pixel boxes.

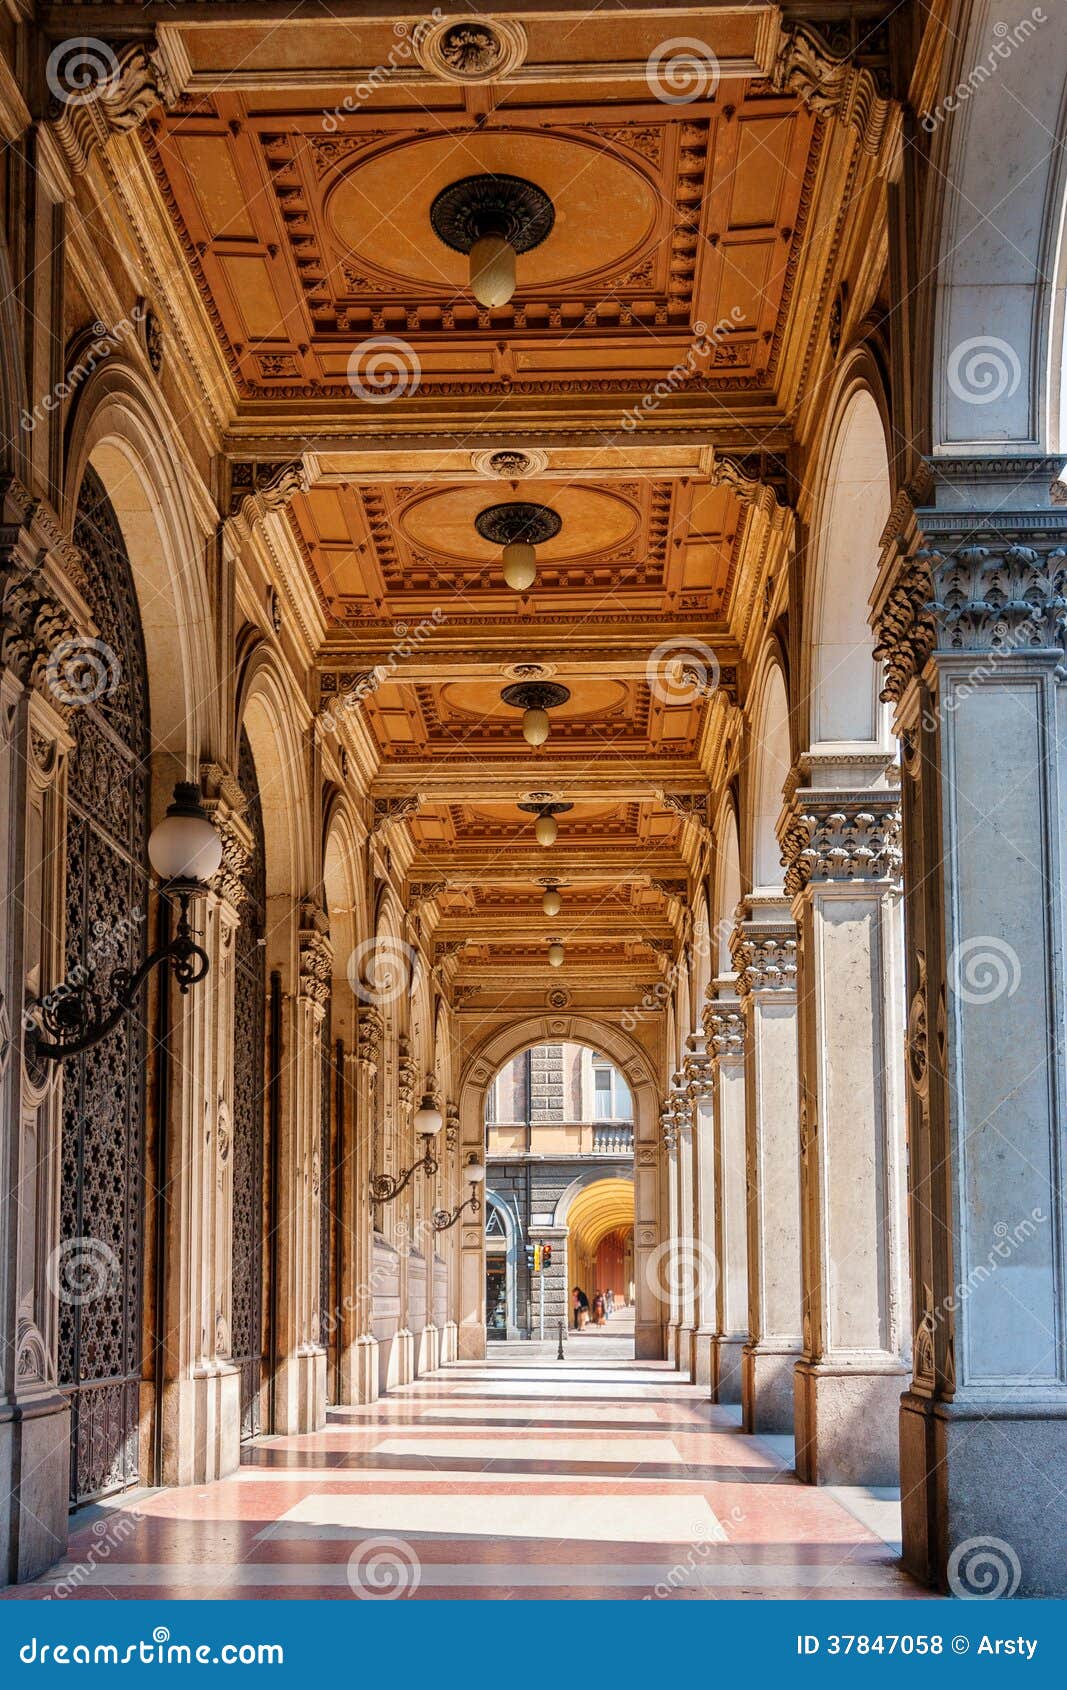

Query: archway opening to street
[483,1040,635,1349]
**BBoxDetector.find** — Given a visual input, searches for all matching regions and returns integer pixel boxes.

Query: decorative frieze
[779,792,902,897]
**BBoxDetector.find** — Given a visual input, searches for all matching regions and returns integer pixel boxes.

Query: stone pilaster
[732,901,803,1432]
[273,909,330,1432]
[780,756,909,1484]
[661,1092,682,1364]
[684,1034,717,1386]
[157,765,249,1487]
[0,517,79,1582]
[336,1010,382,1401]
[872,463,1067,1594]
[703,981,749,1404]
[672,1068,697,1369]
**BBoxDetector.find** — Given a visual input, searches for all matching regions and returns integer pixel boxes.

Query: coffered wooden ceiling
[112,3,886,1009]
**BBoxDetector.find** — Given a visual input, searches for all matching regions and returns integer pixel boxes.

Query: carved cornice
[730,923,798,1002]
[225,459,309,542]
[779,791,902,896]
[49,37,180,177]
[772,23,900,171]
[371,794,422,835]
[707,453,791,527]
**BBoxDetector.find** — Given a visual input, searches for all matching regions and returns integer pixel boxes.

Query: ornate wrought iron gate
[232,729,266,1440]
[59,466,150,1507]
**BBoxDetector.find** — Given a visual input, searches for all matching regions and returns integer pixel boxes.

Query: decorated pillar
[336,1009,382,1401]
[661,1095,682,1364]
[273,908,330,1432]
[157,763,250,1485]
[703,982,749,1403]
[780,756,909,1484]
[872,464,1067,1594]
[731,900,803,1432]
[0,516,78,1581]
[673,1069,697,1368]
[684,1034,717,1386]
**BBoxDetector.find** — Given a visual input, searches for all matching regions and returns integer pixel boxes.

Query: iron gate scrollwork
[59,465,150,1507]
[232,729,266,1439]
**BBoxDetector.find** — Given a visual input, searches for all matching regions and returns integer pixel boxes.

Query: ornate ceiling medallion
[431,173,554,307]
[475,502,562,548]
[471,447,550,480]
[413,16,528,84]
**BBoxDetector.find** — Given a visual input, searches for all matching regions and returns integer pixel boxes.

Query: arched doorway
[58,464,151,1506]
[557,1175,635,1336]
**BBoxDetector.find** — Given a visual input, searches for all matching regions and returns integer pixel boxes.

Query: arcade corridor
[5,1337,925,1602]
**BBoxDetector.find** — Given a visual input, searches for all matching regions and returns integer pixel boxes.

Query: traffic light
[542,1244,552,1267]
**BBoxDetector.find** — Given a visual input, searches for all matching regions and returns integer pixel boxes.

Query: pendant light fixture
[547,940,565,968]
[430,173,554,308]
[541,882,563,918]
[501,681,571,747]
[476,501,562,592]
[517,799,572,846]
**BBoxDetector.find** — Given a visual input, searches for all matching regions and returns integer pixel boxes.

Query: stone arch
[235,642,310,909]
[747,656,792,894]
[64,361,218,784]
[713,795,742,977]
[925,7,1067,452]
[457,1014,663,1360]
[691,889,713,1026]
[803,371,894,750]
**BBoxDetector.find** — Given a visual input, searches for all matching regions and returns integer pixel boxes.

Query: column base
[338,1334,379,1404]
[900,1391,1067,1595]
[691,1327,716,1388]
[675,1323,695,1373]
[161,1367,241,1488]
[742,1341,800,1433]
[793,1358,907,1486]
[274,1347,326,1434]
[458,1320,486,1361]
[440,1321,458,1364]
[0,1392,70,1585]
[712,1334,746,1405]
[635,1318,665,1360]
[413,1325,438,1376]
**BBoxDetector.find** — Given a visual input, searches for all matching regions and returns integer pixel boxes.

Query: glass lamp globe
[466,1158,487,1184]
[502,540,537,591]
[547,942,565,968]
[414,1092,444,1136]
[148,782,222,886]
[470,232,516,308]
[535,812,558,847]
[522,707,550,747]
[542,886,562,917]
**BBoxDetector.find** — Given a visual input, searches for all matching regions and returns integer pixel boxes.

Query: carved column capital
[779,790,902,897]
[704,1000,745,1063]
[298,910,333,1010]
[730,922,798,1004]
[199,762,252,911]
[396,1033,418,1110]
[356,1007,384,1069]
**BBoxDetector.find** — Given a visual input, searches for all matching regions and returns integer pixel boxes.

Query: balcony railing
[592,1123,634,1153]
[486,1119,634,1156]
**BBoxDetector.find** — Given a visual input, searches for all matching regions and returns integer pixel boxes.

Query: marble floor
[5,1327,931,1601]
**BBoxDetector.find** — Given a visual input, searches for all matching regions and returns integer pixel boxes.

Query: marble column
[732,899,803,1433]
[780,755,909,1485]
[273,908,330,1432]
[661,1095,682,1365]
[873,463,1067,1594]
[703,981,749,1404]
[684,1035,718,1387]
[673,1070,697,1369]
[336,1009,381,1402]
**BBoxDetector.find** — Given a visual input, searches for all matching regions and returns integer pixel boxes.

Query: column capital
[683,1033,715,1100]
[873,496,1067,706]
[200,762,253,913]
[730,915,798,1005]
[704,998,745,1063]
[778,786,902,898]
[396,1033,418,1110]
[356,1006,384,1069]
[298,908,333,1011]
